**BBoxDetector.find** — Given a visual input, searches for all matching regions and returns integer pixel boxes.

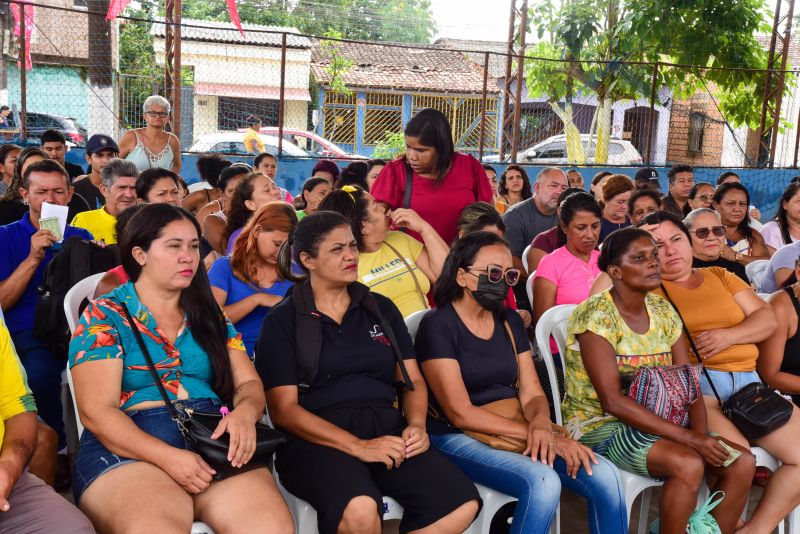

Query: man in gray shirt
[503,167,567,310]
[504,167,568,275]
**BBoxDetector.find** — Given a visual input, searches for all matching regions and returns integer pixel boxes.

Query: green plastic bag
[649,491,724,534]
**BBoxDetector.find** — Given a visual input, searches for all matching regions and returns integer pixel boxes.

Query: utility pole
[757,0,795,167]
[500,0,527,163]
[164,0,182,138]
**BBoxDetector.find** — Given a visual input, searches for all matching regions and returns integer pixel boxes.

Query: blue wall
[64,149,795,218]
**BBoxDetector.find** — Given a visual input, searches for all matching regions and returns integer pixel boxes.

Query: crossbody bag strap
[659,283,724,409]
[502,319,520,390]
[382,239,429,311]
[120,303,182,419]
[402,164,413,209]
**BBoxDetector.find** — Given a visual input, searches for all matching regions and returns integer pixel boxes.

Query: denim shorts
[73,398,220,504]
[699,369,761,403]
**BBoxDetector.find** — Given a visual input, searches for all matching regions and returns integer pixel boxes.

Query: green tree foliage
[525,0,773,164]
[179,0,436,43]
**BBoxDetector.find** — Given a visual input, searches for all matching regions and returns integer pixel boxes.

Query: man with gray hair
[70,158,138,244]
[503,166,568,309]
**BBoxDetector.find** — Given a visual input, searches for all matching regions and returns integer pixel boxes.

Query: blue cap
[86,134,119,155]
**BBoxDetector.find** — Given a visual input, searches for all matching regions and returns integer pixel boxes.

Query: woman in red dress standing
[371,108,493,244]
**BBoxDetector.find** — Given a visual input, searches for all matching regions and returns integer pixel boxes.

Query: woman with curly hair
[222,172,283,255]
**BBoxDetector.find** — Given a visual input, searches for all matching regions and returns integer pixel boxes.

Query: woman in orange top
[647,210,800,534]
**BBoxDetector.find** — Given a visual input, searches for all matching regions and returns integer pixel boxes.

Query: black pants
[276,402,480,534]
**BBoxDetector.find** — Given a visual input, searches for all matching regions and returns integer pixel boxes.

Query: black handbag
[121,304,286,480]
[660,284,792,441]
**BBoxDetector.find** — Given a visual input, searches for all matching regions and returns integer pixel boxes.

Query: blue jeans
[699,369,761,403]
[431,433,627,534]
[11,329,66,449]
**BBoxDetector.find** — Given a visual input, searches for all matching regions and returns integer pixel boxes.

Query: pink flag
[106,0,132,21]
[226,0,245,37]
[11,2,34,71]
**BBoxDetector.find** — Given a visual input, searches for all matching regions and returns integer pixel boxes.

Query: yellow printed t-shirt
[358,231,429,318]
[71,207,118,244]
[0,319,37,446]
[654,266,756,372]
[243,129,264,154]
[561,290,682,438]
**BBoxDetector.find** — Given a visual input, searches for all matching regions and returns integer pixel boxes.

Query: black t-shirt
[72,176,105,210]
[414,304,529,429]
[65,161,85,181]
[0,200,26,226]
[692,256,749,284]
[255,285,416,414]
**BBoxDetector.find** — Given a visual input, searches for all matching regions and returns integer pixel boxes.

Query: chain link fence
[5,0,800,175]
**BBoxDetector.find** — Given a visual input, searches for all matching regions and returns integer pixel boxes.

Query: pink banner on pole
[105,0,132,21]
[11,2,34,71]
[226,0,245,37]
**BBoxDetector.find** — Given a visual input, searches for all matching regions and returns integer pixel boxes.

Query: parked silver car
[483,134,643,165]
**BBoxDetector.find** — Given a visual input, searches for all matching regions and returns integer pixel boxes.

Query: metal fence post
[478,52,490,162]
[278,32,287,156]
[645,62,659,166]
[18,4,26,140]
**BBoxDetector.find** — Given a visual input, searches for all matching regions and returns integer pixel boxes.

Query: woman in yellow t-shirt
[646,210,800,534]
[319,185,449,317]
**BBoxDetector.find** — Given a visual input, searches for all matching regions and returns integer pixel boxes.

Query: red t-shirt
[371,153,493,244]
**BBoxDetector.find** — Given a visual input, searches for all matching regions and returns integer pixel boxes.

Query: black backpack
[34,236,120,358]
[289,280,414,394]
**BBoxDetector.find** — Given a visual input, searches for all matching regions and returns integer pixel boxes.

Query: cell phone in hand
[717,439,742,467]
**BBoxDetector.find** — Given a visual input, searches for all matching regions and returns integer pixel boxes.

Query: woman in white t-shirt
[319,185,449,317]
[762,182,800,253]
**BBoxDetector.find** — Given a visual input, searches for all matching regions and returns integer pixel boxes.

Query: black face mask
[469,274,508,311]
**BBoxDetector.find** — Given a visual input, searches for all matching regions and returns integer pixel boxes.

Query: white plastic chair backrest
[746,259,769,291]
[64,272,106,334]
[534,304,577,425]
[63,272,105,439]
[526,271,536,309]
[522,244,532,274]
[404,309,429,341]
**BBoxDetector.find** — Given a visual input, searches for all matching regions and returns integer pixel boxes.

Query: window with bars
[217,97,279,131]
[322,92,357,145]
[363,93,403,146]
[688,112,705,155]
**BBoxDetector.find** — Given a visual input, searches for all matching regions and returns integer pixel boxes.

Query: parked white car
[484,134,643,165]
[188,132,309,157]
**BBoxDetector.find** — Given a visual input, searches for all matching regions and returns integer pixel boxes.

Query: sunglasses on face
[690,226,726,239]
[467,264,521,286]
[694,194,714,202]
[146,111,169,118]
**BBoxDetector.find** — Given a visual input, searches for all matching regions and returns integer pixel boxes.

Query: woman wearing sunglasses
[415,232,626,534]
[685,208,750,284]
[119,95,181,174]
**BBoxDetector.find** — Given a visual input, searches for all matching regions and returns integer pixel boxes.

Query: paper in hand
[40,202,68,243]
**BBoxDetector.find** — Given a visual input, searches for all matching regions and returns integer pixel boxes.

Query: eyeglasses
[690,226,726,239]
[146,111,169,118]
[467,264,521,286]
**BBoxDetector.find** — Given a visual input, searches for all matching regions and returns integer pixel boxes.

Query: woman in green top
[563,227,754,534]
[295,177,331,220]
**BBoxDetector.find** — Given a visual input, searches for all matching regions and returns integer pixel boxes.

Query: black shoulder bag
[120,304,285,480]
[660,284,792,441]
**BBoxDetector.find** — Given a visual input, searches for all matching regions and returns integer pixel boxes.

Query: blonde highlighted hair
[230,201,298,286]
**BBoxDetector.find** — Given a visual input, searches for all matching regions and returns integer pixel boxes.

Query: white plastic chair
[63,273,216,534]
[746,259,770,292]
[536,304,661,534]
[403,312,523,533]
[526,271,536,312]
[522,244,532,274]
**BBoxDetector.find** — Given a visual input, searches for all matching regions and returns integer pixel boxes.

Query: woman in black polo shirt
[255,211,479,534]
